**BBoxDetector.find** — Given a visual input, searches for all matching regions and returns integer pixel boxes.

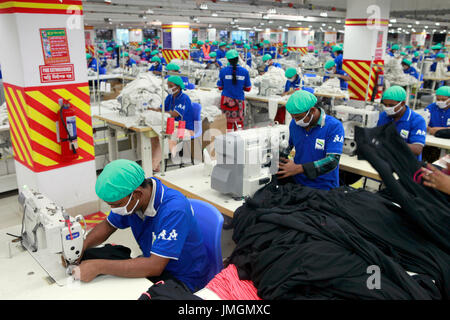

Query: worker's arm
[302,154,341,180]
[82,219,117,252]
[337,73,352,82]
[408,143,424,156]
[428,126,446,135]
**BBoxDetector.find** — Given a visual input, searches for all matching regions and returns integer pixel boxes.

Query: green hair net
[286,90,318,115]
[400,52,407,56]
[262,54,272,62]
[151,50,159,56]
[324,59,336,70]
[285,68,297,78]
[209,52,217,58]
[166,63,180,71]
[167,75,185,90]
[436,86,450,97]
[436,53,446,59]
[332,45,343,52]
[402,59,412,66]
[226,49,239,60]
[391,44,400,50]
[95,159,145,202]
[86,53,92,59]
[151,56,161,63]
[382,85,407,102]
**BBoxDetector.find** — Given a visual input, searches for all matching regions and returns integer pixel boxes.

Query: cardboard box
[101,80,123,101]
[201,114,227,160]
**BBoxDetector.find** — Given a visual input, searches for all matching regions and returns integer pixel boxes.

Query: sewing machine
[258,77,284,96]
[211,125,290,198]
[333,105,380,156]
[19,186,85,284]
[194,69,220,88]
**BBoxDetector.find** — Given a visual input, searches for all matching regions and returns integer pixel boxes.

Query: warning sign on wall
[39,65,75,83]
[40,28,71,65]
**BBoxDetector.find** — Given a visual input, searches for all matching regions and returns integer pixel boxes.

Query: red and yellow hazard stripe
[345,18,389,27]
[3,82,94,172]
[287,47,308,55]
[162,24,189,29]
[343,59,384,101]
[0,0,83,15]
[288,27,310,31]
[162,49,189,63]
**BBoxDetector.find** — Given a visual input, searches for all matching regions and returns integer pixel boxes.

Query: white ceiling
[83,0,450,33]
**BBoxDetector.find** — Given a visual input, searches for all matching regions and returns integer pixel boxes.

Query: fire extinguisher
[372,65,384,102]
[56,98,78,162]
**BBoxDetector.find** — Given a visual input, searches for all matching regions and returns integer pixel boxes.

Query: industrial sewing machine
[194,69,220,88]
[19,186,85,284]
[257,77,285,96]
[211,125,290,198]
[333,105,380,156]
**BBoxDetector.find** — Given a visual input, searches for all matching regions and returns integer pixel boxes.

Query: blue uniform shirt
[88,58,98,70]
[216,49,226,59]
[163,91,195,131]
[425,102,450,128]
[217,65,251,101]
[288,109,344,190]
[264,62,282,73]
[377,106,427,159]
[334,54,343,72]
[149,63,163,73]
[107,178,209,291]
[284,75,315,94]
[126,58,137,67]
[403,66,419,79]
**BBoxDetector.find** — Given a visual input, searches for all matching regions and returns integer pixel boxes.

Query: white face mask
[111,192,139,216]
[289,76,297,82]
[295,109,313,127]
[168,87,178,95]
[436,98,450,109]
[383,101,403,116]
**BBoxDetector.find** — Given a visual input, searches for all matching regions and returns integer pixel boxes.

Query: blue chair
[189,199,224,283]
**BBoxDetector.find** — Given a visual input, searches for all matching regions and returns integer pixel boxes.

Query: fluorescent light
[320,12,328,17]
[336,19,341,23]
[298,16,304,19]
[146,9,153,14]
[390,19,397,23]
[268,20,273,24]
[415,21,420,24]
[408,25,412,28]
[424,25,429,29]
[262,14,269,19]
[297,22,302,25]
[388,24,392,27]
[286,24,290,27]
[199,3,208,10]
[322,23,326,27]
[211,12,218,17]
[435,22,440,26]
[267,8,276,14]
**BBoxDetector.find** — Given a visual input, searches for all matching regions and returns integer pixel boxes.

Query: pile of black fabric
[227,123,449,300]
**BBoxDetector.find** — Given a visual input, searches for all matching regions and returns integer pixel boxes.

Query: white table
[0,225,151,300]
[426,135,450,157]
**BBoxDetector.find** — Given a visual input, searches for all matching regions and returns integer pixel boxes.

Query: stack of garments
[227,122,449,300]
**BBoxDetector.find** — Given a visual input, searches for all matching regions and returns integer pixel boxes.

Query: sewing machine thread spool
[166,117,175,134]
[177,121,186,139]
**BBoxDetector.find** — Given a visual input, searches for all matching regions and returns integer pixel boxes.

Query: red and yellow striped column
[343,59,384,101]
[287,27,310,56]
[162,23,190,63]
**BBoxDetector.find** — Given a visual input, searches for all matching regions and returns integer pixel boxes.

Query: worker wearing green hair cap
[215,42,227,59]
[217,47,252,130]
[425,86,450,136]
[401,58,419,79]
[331,45,344,71]
[149,55,163,75]
[205,51,223,70]
[120,51,137,67]
[278,90,344,190]
[429,53,447,77]
[412,51,423,64]
[389,44,400,57]
[261,53,281,73]
[323,59,351,90]
[77,159,209,289]
[282,48,289,57]
[377,85,427,159]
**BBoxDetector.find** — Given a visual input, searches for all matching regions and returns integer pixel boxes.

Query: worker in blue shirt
[210,41,218,52]
[425,86,450,136]
[412,51,423,64]
[323,60,351,91]
[121,52,137,67]
[377,86,427,160]
[282,68,314,97]
[332,45,344,72]
[190,42,204,63]
[205,52,222,70]
[430,53,447,72]
[217,50,252,131]
[165,63,195,90]
[282,48,290,58]
[401,59,419,79]
[155,51,167,66]
[429,44,442,59]
[77,159,209,292]
[215,42,227,59]
[262,54,282,73]
[86,53,97,70]
[149,56,163,75]
[277,90,344,190]
[264,40,278,59]
[388,44,400,57]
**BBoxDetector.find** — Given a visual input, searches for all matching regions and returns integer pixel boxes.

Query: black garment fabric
[355,123,450,253]
[226,124,449,300]
[138,279,202,300]
[80,244,131,262]
[434,129,450,139]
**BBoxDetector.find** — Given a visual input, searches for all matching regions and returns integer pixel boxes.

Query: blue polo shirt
[88,58,98,70]
[217,65,251,100]
[334,54,343,72]
[162,91,194,131]
[323,69,349,90]
[288,109,344,190]
[425,102,450,128]
[126,58,137,67]
[107,178,209,291]
[377,106,427,159]
[403,66,419,79]
[264,62,282,73]
[284,75,315,94]
[149,63,163,73]
[216,49,226,59]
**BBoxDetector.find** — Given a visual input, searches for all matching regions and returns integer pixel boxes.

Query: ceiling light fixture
[267,8,276,14]
[390,18,397,23]
[211,12,218,17]
[320,12,328,17]
[199,3,208,10]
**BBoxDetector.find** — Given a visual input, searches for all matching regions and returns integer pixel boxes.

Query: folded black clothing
[138,279,202,300]
[80,244,131,261]
[434,129,450,139]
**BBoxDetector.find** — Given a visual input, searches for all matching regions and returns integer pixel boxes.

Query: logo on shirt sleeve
[415,129,426,136]
[176,104,185,111]
[333,135,344,143]
[156,229,178,241]
[315,139,325,150]
[400,129,409,139]
[447,118,450,126]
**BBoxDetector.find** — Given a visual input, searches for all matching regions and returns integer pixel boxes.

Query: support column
[129,28,143,45]
[287,27,310,55]
[207,28,216,42]
[411,32,426,48]
[0,0,98,215]
[324,31,337,45]
[162,22,190,63]
[343,0,391,107]
[445,33,450,50]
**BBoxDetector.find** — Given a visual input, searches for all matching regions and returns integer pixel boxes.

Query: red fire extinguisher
[56,98,78,162]
[372,65,384,102]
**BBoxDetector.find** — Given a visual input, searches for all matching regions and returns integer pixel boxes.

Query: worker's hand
[427,127,439,136]
[421,163,450,195]
[72,260,101,283]
[277,157,303,179]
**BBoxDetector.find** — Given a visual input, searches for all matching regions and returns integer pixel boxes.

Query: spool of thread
[166,117,175,134]
[177,121,186,139]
